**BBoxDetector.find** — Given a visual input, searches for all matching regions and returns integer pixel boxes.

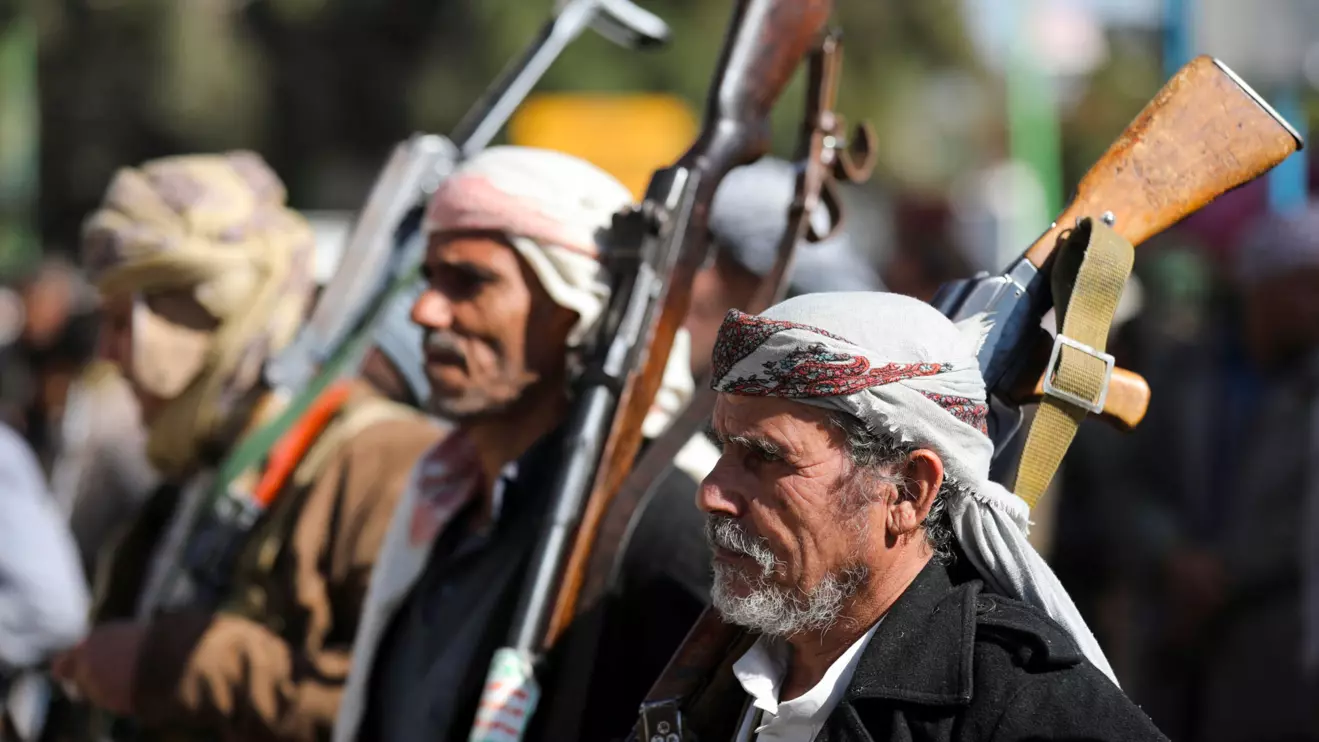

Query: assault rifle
[629,54,1303,742]
[466,1,837,739]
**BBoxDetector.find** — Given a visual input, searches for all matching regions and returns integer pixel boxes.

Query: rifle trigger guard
[833,120,877,184]
[809,120,877,245]
[810,180,844,244]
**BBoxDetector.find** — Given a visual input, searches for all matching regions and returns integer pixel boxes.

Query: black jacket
[811,560,1167,742]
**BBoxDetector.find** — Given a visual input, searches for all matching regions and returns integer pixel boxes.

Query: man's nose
[411,288,453,331]
[696,456,745,517]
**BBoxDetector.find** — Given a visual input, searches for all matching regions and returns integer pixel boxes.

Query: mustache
[705,515,780,577]
[423,331,467,363]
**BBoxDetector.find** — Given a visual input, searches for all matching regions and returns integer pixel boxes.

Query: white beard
[706,515,868,638]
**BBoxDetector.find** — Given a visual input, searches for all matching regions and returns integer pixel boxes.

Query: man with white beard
[694,291,1166,742]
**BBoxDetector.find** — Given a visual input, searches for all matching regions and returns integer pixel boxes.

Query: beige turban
[81,151,315,477]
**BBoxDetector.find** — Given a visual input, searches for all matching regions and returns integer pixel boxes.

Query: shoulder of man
[969,591,1084,672]
[295,383,445,490]
[289,387,445,549]
[965,592,1167,741]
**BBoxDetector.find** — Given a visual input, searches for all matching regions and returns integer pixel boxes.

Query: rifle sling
[1012,219,1133,506]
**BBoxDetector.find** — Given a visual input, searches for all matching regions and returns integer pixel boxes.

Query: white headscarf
[709,291,1116,685]
[422,145,693,428]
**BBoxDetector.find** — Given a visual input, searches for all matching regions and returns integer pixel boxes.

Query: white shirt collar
[731,619,882,741]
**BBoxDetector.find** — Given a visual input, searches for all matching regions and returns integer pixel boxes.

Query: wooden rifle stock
[1024,56,1301,268]
[996,56,1302,431]
[541,0,833,650]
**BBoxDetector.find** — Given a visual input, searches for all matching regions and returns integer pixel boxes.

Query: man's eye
[754,448,780,463]
[433,266,489,297]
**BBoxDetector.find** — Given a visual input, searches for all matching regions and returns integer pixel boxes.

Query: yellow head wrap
[81,151,315,477]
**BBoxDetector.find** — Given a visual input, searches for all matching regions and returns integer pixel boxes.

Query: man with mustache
[334,146,699,742]
[695,292,1166,741]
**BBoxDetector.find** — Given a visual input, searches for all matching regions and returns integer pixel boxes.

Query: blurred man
[1125,203,1319,742]
[885,196,973,301]
[692,292,1164,741]
[49,361,158,580]
[50,152,440,742]
[685,157,884,380]
[5,258,101,466]
[333,146,699,742]
[1068,203,1319,742]
[674,157,887,488]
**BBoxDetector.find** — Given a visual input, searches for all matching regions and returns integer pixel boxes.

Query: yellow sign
[509,93,699,199]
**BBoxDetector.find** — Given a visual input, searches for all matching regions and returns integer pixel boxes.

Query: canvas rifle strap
[1012,219,1133,507]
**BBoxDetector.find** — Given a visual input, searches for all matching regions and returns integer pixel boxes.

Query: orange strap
[251,381,354,508]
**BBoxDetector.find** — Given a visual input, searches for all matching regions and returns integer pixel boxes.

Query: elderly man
[49,152,441,742]
[334,146,700,742]
[695,292,1165,741]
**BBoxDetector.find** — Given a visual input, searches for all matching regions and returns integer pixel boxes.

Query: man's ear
[886,449,944,538]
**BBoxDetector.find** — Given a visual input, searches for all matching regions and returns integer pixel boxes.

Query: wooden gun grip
[1023,56,1302,268]
[1028,366,1151,432]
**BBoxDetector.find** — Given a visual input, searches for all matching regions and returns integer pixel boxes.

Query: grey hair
[827,411,956,565]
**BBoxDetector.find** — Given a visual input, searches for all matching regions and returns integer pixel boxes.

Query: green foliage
[33,0,1172,253]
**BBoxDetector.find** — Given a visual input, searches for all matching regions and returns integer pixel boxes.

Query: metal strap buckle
[1042,334,1114,415]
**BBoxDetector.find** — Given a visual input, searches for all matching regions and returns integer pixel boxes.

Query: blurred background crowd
[2,0,1319,739]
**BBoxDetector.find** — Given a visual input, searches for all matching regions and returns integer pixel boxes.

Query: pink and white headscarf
[710,291,1117,685]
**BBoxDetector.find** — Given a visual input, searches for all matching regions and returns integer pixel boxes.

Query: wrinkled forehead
[711,393,840,448]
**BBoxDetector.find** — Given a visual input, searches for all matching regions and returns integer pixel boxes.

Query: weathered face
[699,393,888,635]
[96,289,216,424]
[412,231,577,420]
